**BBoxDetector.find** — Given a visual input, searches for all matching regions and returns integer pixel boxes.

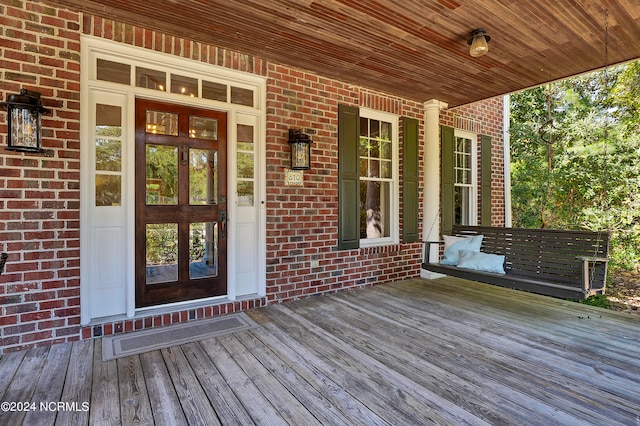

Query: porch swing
[422,12,614,300]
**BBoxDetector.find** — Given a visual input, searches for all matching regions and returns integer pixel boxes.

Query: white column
[503,94,512,227]
[421,99,447,278]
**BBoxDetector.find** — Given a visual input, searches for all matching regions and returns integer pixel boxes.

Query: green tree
[510,63,640,269]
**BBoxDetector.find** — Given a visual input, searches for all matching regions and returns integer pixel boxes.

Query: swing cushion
[440,235,484,265]
[457,250,506,274]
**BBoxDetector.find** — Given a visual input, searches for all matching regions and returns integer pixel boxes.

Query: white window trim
[453,128,478,226]
[359,108,399,248]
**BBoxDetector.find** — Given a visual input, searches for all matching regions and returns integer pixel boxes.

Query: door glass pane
[96,59,130,85]
[237,152,254,179]
[189,116,218,140]
[96,139,121,171]
[237,123,254,207]
[202,81,227,102]
[237,181,254,206]
[146,110,178,136]
[189,222,218,279]
[136,67,166,91]
[171,74,198,97]
[146,223,178,284]
[96,104,122,136]
[96,174,121,206]
[146,144,178,205]
[190,149,217,205]
[237,124,254,151]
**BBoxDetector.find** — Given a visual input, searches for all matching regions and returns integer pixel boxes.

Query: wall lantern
[1,89,50,153]
[467,28,491,57]
[288,129,312,170]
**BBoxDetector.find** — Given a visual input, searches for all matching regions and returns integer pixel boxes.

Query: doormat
[102,312,257,361]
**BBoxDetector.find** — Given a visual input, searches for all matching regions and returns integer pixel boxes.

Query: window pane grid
[237,123,255,206]
[95,103,123,206]
[453,134,475,226]
[454,136,472,186]
[359,116,394,241]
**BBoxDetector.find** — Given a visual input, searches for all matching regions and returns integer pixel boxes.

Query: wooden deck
[1,277,639,425]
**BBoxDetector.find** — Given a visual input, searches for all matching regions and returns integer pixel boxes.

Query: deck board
[139,350,189,426]
[233,329,358,426]
[0,347,48,426]
[198,337,288,425]
[23,343,71,426]
[245,326,390,425]
[0,277,639,425]
[55,340,93,426]
[324,290,627,425]
[90,339,121,425]
[160,345,221,426]
[117,353,154,425]
[180,341,255,425]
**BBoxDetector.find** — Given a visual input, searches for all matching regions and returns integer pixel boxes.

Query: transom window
[359,111,398,244]
[95,58,255,107]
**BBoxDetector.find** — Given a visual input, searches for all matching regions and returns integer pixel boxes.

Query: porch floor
[1,277,639,425]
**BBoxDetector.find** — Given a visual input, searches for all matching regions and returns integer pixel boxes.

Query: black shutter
[481,134,493,226]
[402,117,419,243]
[440,125,455,235]
[338,104,360,250]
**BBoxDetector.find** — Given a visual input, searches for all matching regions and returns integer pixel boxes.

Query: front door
[135,99,227,307]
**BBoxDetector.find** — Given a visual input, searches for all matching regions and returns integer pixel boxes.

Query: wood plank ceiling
[48,0,640,107]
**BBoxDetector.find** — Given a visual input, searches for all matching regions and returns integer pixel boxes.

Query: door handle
[181,146,188,165]
[220,210,227,239]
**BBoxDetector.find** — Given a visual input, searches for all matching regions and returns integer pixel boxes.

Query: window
[95,104,123,206]
[454,131,477,225]
[441,126,490,233]
[339,105,416,249]
[94,57,255,106]
[359,110,398,245]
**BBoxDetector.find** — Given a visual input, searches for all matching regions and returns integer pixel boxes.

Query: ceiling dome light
[468,28,490,57]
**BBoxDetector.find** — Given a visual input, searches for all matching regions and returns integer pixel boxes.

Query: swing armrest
[423,241,444,264]
[576,255,609,294]
[576,256,609,263]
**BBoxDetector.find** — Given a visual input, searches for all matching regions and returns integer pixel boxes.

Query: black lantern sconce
[288,129,312,170]
[1,89,50,153]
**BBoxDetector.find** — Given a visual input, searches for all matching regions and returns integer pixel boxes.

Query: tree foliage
[510,63,640,269]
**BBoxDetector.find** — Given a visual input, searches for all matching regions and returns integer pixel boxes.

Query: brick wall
[0,0,504,353]
[265,67,425,303]
[441,97,506,226]
[0,1,82,351]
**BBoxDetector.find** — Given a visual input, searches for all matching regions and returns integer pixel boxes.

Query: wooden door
[135,99,227,307]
